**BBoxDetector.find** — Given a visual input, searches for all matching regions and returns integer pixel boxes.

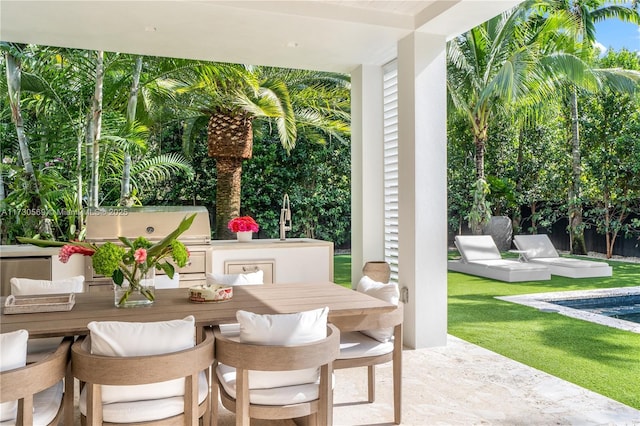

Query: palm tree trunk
[474,132,486,181]
[469,120,491,235]
[88,51,104,208]
[5,52,41,205]
[0,167,5,202]
[120,56,142,206]
[215,158,243,239]
[568,86,587,255]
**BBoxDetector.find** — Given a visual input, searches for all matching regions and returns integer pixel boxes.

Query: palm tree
[447,0,639,236]
[179,64,350,239]
[3,44,43,210]
[544,0,640,254]
[446,0,570,233]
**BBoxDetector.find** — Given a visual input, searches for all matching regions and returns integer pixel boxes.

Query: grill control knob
[146,226,155,234]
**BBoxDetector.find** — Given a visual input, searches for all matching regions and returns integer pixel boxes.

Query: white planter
[236,231,253,242]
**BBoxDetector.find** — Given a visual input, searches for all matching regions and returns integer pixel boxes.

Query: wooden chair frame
[71,328,214,426]
[212,323,340,426]
[0,336,73,425]
[331,303,403,424]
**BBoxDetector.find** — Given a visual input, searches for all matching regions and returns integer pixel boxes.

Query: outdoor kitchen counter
[209,238,332,248]
[208,238,334,284]
[0,245,63,257]
[0,245,85,296]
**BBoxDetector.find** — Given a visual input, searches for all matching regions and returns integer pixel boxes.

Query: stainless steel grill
[84,206,212,291]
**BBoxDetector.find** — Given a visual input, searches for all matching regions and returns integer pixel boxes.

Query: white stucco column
[351,65,385,286]
[397,32,448,348]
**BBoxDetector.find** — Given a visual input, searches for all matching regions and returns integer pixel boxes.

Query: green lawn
[334,254,640,409]
[333,254,352,287]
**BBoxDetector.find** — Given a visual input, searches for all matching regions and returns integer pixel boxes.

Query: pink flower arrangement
[134,248,147,264]
[228,216,259,233]
[59,244,96,263]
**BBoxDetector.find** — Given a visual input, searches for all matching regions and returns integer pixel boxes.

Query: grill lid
[85,206,211,244]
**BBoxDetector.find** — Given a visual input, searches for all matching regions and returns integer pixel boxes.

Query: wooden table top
[1,282,395,338]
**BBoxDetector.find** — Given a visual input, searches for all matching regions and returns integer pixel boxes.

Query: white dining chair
[71,315,214,425]
[0,329,73,425]
[332,271,404,424]
[212,307,340,426]
[9,276,85,363]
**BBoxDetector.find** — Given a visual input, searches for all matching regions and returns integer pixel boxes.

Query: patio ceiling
[1,0,520,72]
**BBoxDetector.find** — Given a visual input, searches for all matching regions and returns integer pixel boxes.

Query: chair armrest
[213,324,340,371]
[330,303,403,332]
[0,336,72,402]
[71,328,214,386]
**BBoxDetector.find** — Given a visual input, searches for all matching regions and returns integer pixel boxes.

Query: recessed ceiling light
[145,26,157,32]
[286,41,300,48]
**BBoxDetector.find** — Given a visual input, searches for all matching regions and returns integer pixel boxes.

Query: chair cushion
[218,323,241,337]
[10,275,84,295]
[0,330,28,422]
[217,365,334,406]
[87,316,195,404]
[513,235,560,259]
[79,371,208,423]
[455,235,502,262]
[356,276,399,343]
[0,380,64,426]
[338,331,394,359]
[235,307,328,389]
[207,270,263,285]
[30,381,64,426]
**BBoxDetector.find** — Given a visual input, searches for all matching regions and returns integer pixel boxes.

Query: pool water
[551,295,640,324]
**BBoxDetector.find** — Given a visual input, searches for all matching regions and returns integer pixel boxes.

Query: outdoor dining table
[0,281,396,337]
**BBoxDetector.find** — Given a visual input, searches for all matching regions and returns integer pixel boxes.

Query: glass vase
[113,268,156,308]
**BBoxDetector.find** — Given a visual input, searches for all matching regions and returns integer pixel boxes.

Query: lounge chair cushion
[455,235,502,262]
[512,235,559,259]
[0,330,29,422]
[356,276,399,342]
[207,270,263,285]
[87,316,196,404]
[232,307,328,389]
[10,275,84,295]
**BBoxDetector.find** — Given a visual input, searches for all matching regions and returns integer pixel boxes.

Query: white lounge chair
[448,235,551,282]
[513,234,613,278]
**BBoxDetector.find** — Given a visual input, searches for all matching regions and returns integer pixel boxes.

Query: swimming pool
[497,287,640,334]
[550,294,640,324]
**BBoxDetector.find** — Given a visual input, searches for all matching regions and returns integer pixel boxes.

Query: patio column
[351,65,385,286]
[397,32,448,348]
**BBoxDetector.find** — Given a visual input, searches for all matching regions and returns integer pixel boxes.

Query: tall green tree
[581,49,640,258]
[446,0,574,233]
[3,45,43,211]
[544,0,640,254]
[179,65,349,239]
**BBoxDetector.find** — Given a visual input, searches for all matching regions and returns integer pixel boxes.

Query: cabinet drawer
[225,260,275,284]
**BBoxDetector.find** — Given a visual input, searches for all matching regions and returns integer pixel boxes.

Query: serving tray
[3,293,76,314]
